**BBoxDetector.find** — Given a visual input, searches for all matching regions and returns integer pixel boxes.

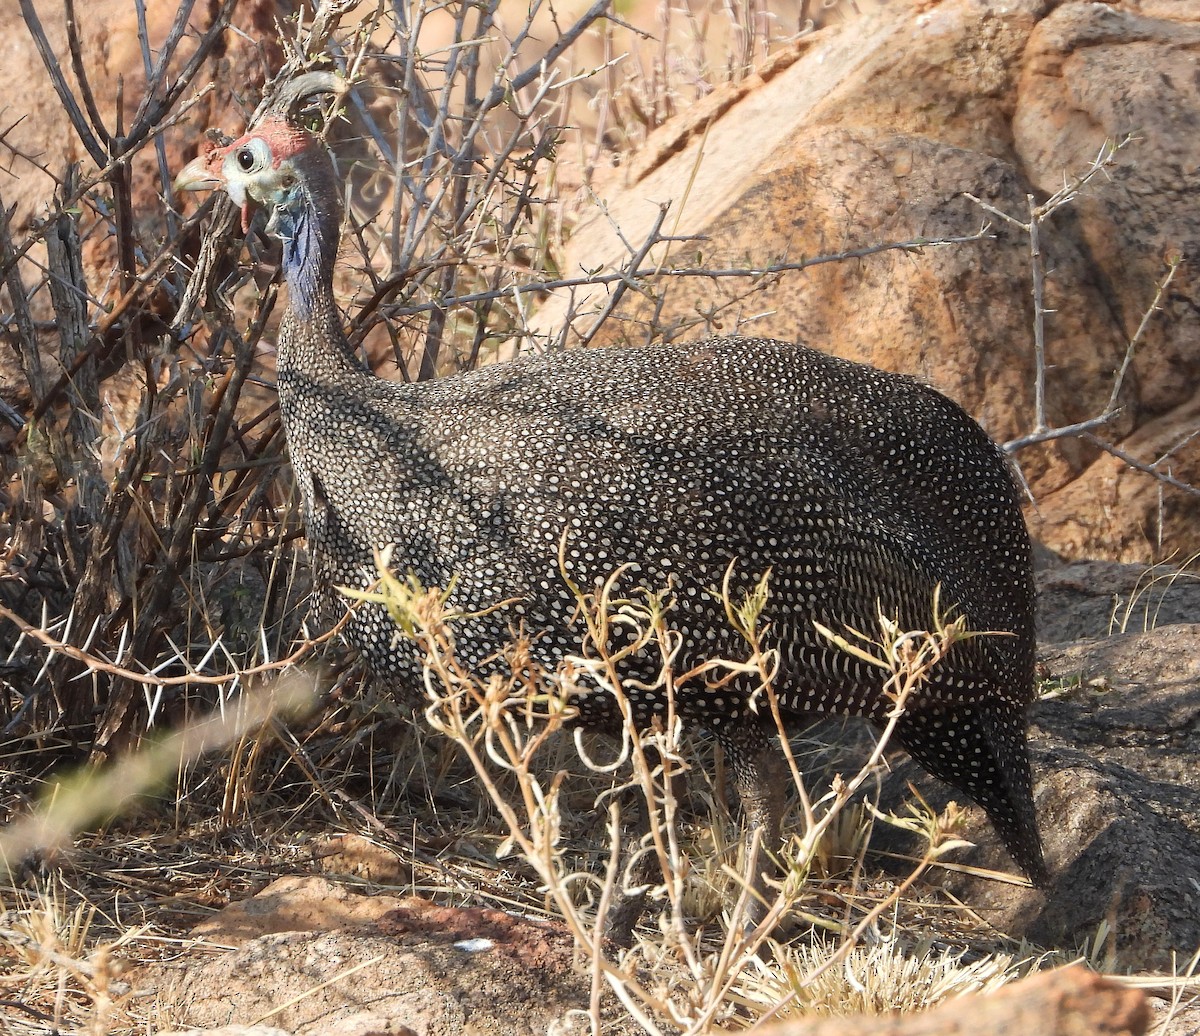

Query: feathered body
[176,77,1047,888]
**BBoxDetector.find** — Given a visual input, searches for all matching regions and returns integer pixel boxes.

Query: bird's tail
[897,702,1048,886]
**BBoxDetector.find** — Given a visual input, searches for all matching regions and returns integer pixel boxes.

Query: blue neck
[275,189,334,322]
[272,183,372,382]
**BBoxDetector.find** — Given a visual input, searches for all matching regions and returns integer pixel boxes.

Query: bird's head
[175,73,348,315]
[174,120,320,235]
[173,72,347,237]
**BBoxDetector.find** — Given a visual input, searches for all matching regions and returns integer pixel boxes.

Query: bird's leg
[723,728,788,934]
[601,773,654,947]
[601,741,688,946]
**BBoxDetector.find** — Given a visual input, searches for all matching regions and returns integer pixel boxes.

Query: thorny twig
[968,138,1196,513]
[1082,434,1200,499]
[967,138,1141,449]
[0,597,359,691]
[1002,257,1184,452]
[352,226,995,343]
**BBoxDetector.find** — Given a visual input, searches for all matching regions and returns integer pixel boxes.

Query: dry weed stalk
[350,549,988,1034]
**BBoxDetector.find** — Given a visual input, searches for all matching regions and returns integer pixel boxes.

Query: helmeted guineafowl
[175,73,1048,894]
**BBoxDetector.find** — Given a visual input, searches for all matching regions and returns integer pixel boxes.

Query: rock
[534,0,1200,562]
[1036,559,1200,644]
[151,876,640,1036]
[148,880,1159,1036]
[189,874,411,945]
[751,965,1149,1036]
[1024,626,1200,967]
[877,561,1200,971]
[158,1028,292,1036]
[1014,3,1200,422]
[310,832,415,886]
[318,1014,419,1036]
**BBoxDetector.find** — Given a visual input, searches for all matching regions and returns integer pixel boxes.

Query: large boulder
[534,0,1200,562]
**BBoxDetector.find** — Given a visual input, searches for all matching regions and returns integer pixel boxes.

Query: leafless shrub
[0,0,621,758]
[1,1,300,760]
[348,549,1000,1033]
[966,140,1196,516]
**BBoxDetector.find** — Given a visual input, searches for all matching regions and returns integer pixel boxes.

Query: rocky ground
[142,557,1200,1036]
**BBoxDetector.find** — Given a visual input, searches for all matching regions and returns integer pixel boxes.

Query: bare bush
[347,549,1009,1032]
[1,0,622,757]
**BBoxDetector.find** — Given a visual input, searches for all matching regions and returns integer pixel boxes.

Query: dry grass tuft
[0,877,148,1035]
[731,935,1022,1021]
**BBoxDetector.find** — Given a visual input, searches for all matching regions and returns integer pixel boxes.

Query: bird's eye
[224,137,271,177]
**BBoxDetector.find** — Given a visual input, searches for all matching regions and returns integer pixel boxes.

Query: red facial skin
[174,118,315,232]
